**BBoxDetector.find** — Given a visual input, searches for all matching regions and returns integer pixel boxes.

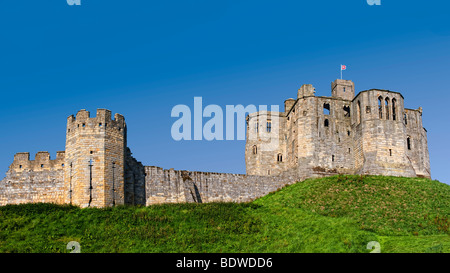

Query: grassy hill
[0,175,449,253]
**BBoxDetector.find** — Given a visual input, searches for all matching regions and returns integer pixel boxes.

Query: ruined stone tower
[246,79,431,179]
[64,109,126,208]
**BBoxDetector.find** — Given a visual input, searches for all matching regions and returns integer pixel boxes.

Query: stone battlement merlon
[9,151,65,172]
[66,109,126,132]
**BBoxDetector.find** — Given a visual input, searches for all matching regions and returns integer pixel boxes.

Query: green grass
[0,175,449,253]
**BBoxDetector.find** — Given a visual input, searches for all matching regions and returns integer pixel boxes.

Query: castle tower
[64,109,126,208]
[352,90,417,177]
[331,79,355,101]
[245,110,287,176]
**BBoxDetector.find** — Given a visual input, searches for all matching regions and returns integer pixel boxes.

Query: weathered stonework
[245,79,431,179]
[0,79,431,208]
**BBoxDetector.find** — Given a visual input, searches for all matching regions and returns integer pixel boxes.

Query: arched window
[378,96,383,119]
[385,97,390,120]
[323,103,330,115]
[324,119,329,127]
[277,154,283,162]
[357,100,361,124]
[252,145,257,155]
[407,137,411,150]
[392,98,397,120]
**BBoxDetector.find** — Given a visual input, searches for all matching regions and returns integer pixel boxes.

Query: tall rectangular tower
[64,109,126,208]
[331,79,355,101]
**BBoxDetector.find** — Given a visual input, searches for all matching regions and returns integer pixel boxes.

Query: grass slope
[0,175,449,253]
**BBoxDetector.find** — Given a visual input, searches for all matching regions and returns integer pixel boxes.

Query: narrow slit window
[392,98,397,121]
[357,101,361,124]
[252,145,257,155]
[407,137,411,150]
[324,119,329,127]
[385,98,389,119]
[266,120,272,133]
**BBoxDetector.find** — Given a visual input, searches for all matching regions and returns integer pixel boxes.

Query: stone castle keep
[0,79,431,208]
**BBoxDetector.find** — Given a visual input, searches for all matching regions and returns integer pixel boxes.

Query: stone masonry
[245,79,430,179]
[0,79,431,208]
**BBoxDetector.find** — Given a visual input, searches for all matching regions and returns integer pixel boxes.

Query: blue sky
[0,0,449,183]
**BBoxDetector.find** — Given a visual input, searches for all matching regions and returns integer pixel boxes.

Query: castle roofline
[283,95,352,117]
[246,111,286,119]
[353,89,405,102]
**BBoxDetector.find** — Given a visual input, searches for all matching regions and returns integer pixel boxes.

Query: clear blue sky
[0,0,449,184]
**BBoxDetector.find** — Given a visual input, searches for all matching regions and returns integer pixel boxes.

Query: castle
[245,79,430,179]
[0,79,431,208]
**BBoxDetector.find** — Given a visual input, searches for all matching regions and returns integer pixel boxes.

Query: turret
[297,84,316,98]
[332,79,355,101]
[64,109,126,208]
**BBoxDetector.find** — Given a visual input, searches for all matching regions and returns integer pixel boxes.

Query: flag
[341,65,346,71]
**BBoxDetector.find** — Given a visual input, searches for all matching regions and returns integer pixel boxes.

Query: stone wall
[0,152,65,205]
[144,166,300,205]
[124,148,146,205]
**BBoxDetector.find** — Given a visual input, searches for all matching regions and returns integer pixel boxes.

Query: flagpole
[340,65,342,80]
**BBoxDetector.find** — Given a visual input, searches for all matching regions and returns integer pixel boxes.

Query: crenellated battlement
[66,109,126,135]
[9,151,65,172]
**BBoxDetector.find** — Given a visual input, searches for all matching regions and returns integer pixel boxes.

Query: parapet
[66,109,126,134]
[9,151,66,172]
